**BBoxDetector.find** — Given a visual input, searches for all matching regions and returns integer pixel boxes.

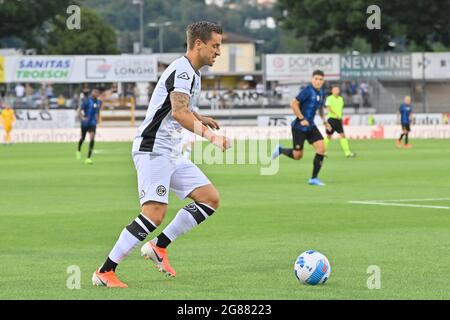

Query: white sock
[158,202,215,243]
[108,213,156,264]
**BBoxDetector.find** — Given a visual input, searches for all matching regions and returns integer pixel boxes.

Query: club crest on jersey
[177,72,190,80]
[156,185,167,196]
[139,189,146,199]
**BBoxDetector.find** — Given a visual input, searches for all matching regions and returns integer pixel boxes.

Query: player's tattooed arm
[171,91,216,140]
[170,91,190,113]
[193,111,220,130]
[171,91,230,151]
[170,91,199,131]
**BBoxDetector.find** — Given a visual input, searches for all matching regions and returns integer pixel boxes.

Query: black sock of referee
[280,147,294,159]
[88,139,95,158]
[398,134,405,142]
[405,134,409,144]
[312,153,324,179]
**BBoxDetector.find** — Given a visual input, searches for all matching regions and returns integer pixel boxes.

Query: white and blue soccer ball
[294,250,331,285]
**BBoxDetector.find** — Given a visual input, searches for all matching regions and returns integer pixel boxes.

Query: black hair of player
[312,70,325,77]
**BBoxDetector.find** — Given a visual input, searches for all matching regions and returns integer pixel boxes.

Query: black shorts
[402,124,411,132]
[292,126,324,150]
[81,124,96,135]
[326,118,344,135]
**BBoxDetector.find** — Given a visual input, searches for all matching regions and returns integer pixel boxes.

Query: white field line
[349,201,450,210]
[355,198,450,203]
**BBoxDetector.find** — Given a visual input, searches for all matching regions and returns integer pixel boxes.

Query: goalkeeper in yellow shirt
[324,86,355,158]
[1,104,16,145]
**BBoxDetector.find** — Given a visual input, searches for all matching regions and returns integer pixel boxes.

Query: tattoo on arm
[170,91,190,112]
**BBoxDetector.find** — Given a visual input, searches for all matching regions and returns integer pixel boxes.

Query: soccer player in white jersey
[92,21,230,288]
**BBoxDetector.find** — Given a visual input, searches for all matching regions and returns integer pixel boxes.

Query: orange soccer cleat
[92,269,128,288]
[141,241,176,277]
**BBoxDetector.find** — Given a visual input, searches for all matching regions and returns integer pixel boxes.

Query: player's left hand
[201,116,220,130]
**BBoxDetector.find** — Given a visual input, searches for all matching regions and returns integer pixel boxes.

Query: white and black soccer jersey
[132,56,201,158]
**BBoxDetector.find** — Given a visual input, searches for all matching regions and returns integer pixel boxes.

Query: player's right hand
[300,119,309,126]
[210,135,231,152]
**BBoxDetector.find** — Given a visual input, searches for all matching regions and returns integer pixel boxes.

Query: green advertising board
[341,54,412,79]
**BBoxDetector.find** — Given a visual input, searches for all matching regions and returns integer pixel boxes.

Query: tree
[43,8,119,54]
[0,0,72,39]
[276,0,450,53]
[82,0,346,54]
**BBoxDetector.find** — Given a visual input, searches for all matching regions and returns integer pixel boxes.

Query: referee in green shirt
[324,86,356,158]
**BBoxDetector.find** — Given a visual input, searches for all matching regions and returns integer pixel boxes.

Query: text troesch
[15,57,73,82]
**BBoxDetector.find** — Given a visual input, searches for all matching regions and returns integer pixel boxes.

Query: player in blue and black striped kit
[272,70,332,186]
[397,96,413,149]
[76,88,101,164]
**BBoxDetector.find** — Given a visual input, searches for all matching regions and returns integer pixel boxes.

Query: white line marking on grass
[359,198,450,203]
[349,201,450,210]
[93,149,125,154]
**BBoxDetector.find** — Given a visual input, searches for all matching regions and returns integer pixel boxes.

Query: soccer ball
[294,250,331,285]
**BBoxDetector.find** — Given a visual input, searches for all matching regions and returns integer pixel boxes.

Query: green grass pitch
[0,139,449,299]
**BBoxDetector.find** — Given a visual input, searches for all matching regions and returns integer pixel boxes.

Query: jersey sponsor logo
[139,190,146,199]
[177,72,190,80]
[316,95,321,102]
[156,185,167,196]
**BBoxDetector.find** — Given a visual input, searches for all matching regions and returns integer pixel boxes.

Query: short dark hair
[312,70,325,77]
[186,21,223,49]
